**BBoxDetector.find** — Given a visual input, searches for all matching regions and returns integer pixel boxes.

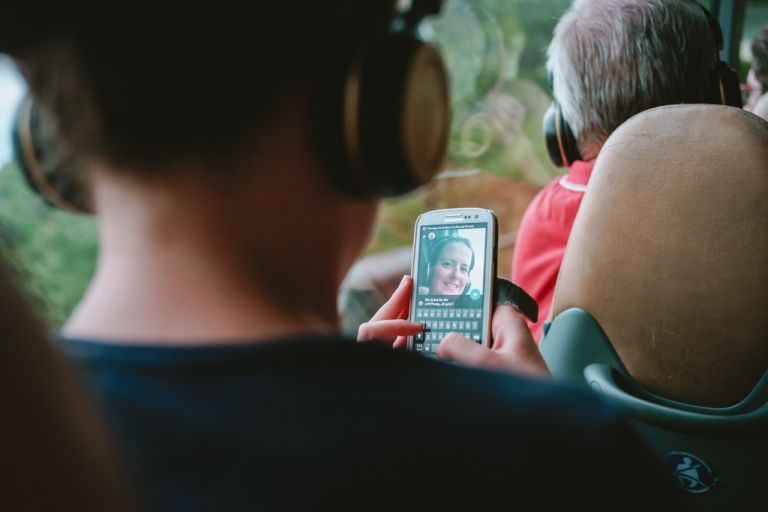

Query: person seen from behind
[3,1,688,509]
[512,0,734,341]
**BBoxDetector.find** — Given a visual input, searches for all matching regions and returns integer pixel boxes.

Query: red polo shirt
[511,160,595,343]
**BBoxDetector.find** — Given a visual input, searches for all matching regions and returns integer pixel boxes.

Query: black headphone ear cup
[543,102,582,168]
[543,103,563,167]
[352,36,450,197]
[714,61,743,108]
[696,2,742,108]
[315,18,450,199]
[11,95,91,213]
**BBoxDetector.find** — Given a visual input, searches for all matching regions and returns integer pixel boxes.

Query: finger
[393,336,408,350]
[370,276,412,322]
[490,304,532,351]
[490,305,549,378]
[357,319,423,343]
[436,333,494,368]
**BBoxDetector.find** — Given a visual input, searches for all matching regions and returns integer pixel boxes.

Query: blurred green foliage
[0,162,97,328]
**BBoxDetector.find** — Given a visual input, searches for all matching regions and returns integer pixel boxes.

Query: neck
[64,172,336,344]
[64,104,377,344]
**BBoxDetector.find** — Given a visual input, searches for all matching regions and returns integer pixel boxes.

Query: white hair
[547,0,720,152]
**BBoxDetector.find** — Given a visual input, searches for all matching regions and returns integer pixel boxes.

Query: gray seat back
[543,309,768,508]
[541,105,768,507]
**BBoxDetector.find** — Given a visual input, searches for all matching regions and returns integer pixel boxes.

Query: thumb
[436,333,494,369]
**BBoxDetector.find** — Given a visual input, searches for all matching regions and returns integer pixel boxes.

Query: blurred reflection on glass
[342,1,571,335]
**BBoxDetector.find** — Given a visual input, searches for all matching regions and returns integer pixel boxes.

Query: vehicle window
[742,0,768,75]
[0,55,98,328]
[15,2,750,331]
[0,2,572,329]
[366,0,569,275]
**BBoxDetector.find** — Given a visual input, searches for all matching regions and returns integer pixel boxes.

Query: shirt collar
[567,160,595,186]
[557,160,595,193]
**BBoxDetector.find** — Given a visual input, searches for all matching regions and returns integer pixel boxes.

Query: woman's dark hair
[1,3,395,172]
[753,25,768,91]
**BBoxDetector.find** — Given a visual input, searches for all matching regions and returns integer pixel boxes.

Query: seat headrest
[551,104,768,407]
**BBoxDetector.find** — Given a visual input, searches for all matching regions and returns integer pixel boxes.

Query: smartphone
[408,208,498,355]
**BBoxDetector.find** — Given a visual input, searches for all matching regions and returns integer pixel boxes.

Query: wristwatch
[493,277,538,323]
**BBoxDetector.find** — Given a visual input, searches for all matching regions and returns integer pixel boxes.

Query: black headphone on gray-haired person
[542,92,582,170]
[543,1,742,169]
[10,0,451,212]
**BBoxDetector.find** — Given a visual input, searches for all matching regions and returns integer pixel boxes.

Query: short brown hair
[8,3,395,172]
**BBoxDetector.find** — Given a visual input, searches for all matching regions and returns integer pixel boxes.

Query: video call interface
[413,223,487,355]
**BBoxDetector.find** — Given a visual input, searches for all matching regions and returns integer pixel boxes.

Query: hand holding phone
[357,207,548,377]
[408,208,497,355]
[356,275,422,349]
[436,304,549,378]
[357,277,548,377]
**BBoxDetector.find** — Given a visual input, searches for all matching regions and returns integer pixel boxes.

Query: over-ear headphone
[12,0,450,210]
[314,0,450,198]
[543,1,742,169]
[424,236,474,295]
[697,2,742,108]
[11,94,91,213]
[543,96,581,169]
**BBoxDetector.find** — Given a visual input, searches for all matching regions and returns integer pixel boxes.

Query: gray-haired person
[512,0,736,342]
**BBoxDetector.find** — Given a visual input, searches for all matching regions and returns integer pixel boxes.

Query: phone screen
[412,222,489,355]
